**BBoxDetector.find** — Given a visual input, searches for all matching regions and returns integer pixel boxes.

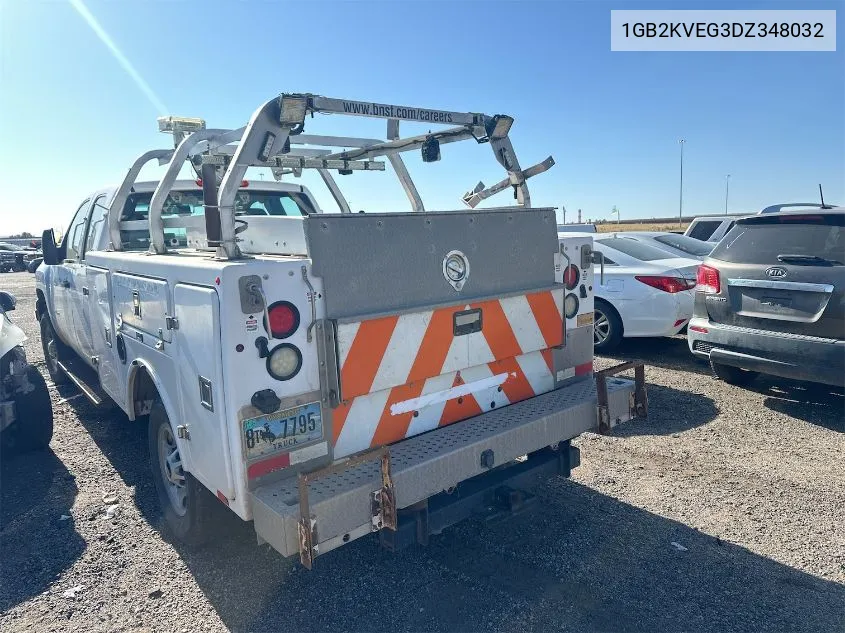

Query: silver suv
[688,209,845,387]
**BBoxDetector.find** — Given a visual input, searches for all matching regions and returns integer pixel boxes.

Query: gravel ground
[1,271,842,632]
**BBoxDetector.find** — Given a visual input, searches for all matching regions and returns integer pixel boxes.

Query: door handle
[82,287,89,296]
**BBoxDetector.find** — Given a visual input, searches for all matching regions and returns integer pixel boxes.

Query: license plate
[243,401,323,460]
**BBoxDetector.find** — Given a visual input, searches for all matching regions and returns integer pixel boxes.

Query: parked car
[586,236,699,351]
[688,208,845,387]
[0,242,40,272]
[684,215,746,243]
[26,257,43,273]
[611,232,714,260]
[0,291,53,453]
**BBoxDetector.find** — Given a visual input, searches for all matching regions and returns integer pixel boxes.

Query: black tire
[593,299,624,353]
[710,361,758,386]
[148,398,214,545]
[5,366,53,453]
[39,314,69,385]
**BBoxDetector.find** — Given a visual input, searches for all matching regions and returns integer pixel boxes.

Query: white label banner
[611,10,836,52]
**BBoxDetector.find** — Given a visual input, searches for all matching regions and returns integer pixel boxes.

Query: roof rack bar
[462,156,555,208]
[108,149,174,251]
[149,129,230,254]
[305,95,484,128]
[217,99,291,258]
[323,127,476,162]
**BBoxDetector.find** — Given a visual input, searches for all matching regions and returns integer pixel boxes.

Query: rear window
[711,217,845,265]
[654,234,714,257]
[687,220,721,241]
[597,238,677,262]
[119,189,316,250]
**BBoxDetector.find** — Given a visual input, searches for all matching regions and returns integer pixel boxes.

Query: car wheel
[5,366,54,453]
[594,299,623,352]
[148,397,214,545]
[39,314,69,385]
[710,361,758,386]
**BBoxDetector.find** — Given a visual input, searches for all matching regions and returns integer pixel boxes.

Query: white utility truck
[35,93,646,567]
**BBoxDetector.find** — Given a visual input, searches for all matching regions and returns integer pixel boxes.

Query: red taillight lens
[634,275,695,294]
[267,301,300,339]
[563,264,580,290]
[696,265,721,294]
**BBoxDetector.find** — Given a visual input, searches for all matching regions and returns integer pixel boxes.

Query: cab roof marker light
[157,116,206,133]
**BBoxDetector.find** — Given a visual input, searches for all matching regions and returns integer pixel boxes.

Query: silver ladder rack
[107,93,555,259]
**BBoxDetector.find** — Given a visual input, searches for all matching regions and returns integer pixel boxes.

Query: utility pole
[724,174,731,214]
[678,139,686,227]
[577,208,582,223]
[561,204,566,225]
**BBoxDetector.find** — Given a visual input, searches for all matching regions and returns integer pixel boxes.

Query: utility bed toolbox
[251,375,638,565]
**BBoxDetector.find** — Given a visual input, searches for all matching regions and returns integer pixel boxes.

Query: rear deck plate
[243,402,323,460]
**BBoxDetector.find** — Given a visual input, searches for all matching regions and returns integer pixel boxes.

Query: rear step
[56,360,105,406]
[250,372,642,568]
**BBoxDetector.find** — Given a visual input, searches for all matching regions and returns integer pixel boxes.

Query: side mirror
[0,291,16,312]
[42,229,59,265]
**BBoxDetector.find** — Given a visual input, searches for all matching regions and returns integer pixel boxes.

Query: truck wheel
[40,314,69,385]
[711,361,758,386]
[6,366,54,453]
[148,398,213,545]
[594,299,623,353]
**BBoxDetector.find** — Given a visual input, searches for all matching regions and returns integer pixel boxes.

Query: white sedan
[590,236,700,352]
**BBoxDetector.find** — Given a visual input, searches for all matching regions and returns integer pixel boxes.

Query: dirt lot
[1,271,842,632]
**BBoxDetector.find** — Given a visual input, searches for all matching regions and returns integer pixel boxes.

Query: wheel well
[594,298,624,336]
[129,364,158,420]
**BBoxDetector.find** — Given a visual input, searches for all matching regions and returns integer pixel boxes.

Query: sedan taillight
[696,265,721,294]
[634,275,696,294]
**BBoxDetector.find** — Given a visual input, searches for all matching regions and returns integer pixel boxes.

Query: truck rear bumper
[250,373,641,564]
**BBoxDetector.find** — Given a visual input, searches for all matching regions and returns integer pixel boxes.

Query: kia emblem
[765,266,787,279]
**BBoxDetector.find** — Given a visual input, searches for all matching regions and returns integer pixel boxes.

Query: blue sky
[0,0,842,234]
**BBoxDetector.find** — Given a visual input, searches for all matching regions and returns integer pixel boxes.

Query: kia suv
[688,209,845,387]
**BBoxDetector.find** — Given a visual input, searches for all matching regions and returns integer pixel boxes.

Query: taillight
[634,275,696,294]
[266,301,300,339]
[696,265,721,294]
[563,264,580,290]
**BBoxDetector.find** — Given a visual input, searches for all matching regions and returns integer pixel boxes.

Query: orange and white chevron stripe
[332,289,564,458]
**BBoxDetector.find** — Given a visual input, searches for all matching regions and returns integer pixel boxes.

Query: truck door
[173,284,235,499]
[86,266,122,405]
[75,196,110,364]
[53,198,92,353]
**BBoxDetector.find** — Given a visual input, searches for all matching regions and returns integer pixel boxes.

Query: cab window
[84,195,110,257]
[64,199,91,261]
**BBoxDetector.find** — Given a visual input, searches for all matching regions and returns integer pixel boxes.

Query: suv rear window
[711,215,845,265]
[687,220,721,241]
[654,234,713,257]
[597,238,676,261]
